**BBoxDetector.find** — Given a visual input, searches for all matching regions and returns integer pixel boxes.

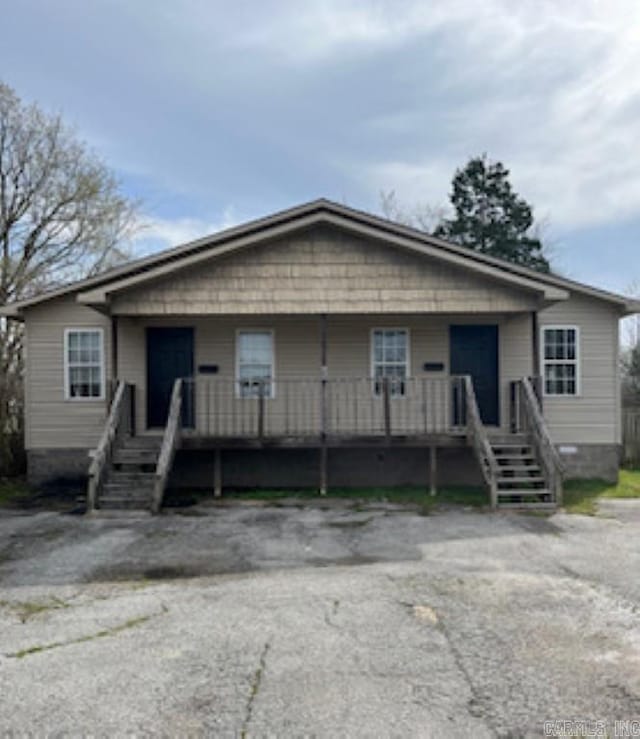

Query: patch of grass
[219,485,486,511]
[563,469,640,515]
[0,479,33,506]
[0,478,83,512]
[0,596,71,623]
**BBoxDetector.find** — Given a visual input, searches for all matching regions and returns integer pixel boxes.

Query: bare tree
[379,189,447,234]
[0,81,139,473]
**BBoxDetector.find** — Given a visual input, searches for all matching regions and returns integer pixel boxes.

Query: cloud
[130,206,239,256]
[349,0,640,229]
[3,0,640,238]
[228,0,461,61]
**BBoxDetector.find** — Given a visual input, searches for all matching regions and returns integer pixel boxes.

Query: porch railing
[181,375,468,439]
[87,381,134,512]
[464,375,498,507]
[509,376,542,432]
[512,376,564,503]
[152,378,183,513]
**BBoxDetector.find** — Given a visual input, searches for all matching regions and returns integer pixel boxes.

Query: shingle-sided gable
[109,225,541,315]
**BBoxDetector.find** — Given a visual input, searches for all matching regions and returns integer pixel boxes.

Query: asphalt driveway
[0,499,639,736]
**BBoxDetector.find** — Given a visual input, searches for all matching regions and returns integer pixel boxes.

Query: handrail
[151,378,183,514]
[519,376,564,504]
[87,381,132,513]
[464,375,499,507]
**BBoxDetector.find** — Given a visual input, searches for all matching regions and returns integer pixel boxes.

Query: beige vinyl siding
[119,313,532,432]
[111,227,538,316]
[539,294,621,444]
[24,297,111,449]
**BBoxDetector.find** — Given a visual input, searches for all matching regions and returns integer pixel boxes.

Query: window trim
[235,328,276,399]
[539,324,581,397]
[370,327,411,397]
[63,327,106,402]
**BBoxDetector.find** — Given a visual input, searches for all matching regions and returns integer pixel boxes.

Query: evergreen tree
[435,154,550,272]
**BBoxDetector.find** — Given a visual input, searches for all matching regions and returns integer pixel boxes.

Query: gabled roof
[1,198,638,316]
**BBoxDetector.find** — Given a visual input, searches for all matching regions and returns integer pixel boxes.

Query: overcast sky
[1,0,639,294]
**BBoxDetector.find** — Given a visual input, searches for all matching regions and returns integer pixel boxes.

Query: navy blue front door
[146,327,194,428]
[450,325,500,426]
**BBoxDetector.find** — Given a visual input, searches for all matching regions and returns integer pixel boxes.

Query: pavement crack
[324,598,341,627]
[241,639,271,738]
[5,608,166,659]
[436,616,499,735]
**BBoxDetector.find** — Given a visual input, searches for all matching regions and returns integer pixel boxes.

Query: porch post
[429,445,437,496]
[214,448,222,498]
[531,311,539,377]
[110,314,118,399]
[319,313,328,495]
[320,444,328,496]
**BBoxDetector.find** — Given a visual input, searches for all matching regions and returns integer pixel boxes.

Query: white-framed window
[541,325,580,396]
[236,330,274,398]
[371,328,409,396]
[64,328,105,400]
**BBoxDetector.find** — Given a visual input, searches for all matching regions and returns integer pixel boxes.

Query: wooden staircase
[465,375,563,509]
[100,436,162,510]
[489,434,555,508]
[87,379,183,514]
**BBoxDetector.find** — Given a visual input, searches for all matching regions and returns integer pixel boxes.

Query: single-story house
[1,199,637,511]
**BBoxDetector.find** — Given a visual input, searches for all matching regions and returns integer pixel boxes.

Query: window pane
[238,332,273,398]
[67,331,102,398]
[372,330,408,396]
[239,364,271,380]
[239,332,272,364]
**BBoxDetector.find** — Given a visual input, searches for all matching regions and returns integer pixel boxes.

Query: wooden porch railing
[509,376,542,432]
[463,375,499,507]
[181,375,468,439]
[151,378,183,513]
[87,381,134,512]
[512,376,564,503]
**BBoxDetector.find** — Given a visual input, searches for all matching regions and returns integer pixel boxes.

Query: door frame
[146,326,195,429]
[449,324,500,426]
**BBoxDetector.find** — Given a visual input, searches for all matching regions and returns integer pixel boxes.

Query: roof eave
[622,299,640,316]
[0,305,23,319]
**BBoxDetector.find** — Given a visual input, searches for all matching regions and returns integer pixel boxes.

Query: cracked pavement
[0,499,639,736]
